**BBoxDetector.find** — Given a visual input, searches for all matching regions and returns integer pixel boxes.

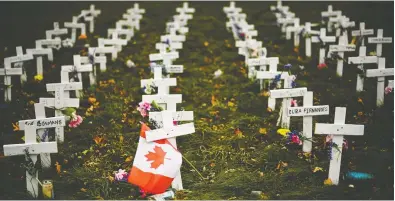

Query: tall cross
[3,115,63,197]
[286,91,329,152]
[328,34,356,77]
[64,16,86,43]
[311,28,336,64]
[315,107,364,185]
[368,29,392,57]
[348,46,378,92]
[40,79,82,142]
[269,87,308,128]
[365,58,394,106]
[26,39,57,76]
[2,46,33,101]
[351,22,374,46]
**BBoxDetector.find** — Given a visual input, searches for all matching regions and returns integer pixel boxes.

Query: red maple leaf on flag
[145,146,167,169]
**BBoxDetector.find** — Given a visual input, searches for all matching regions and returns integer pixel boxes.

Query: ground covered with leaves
[0,2,393,200]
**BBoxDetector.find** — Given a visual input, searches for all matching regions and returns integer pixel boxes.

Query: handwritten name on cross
[2,46,33,101]
[269,87,308,128]
[348,46,378,92]
[368,29,392,57]
[286,91,329,152]
[365,58,394,106]
[315,107,364,185]
[3,115,62,197]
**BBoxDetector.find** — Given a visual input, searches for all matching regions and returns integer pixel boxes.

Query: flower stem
[181,155,206,181]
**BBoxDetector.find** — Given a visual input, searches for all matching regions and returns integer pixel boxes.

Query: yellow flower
[12,123,19,131]
[259,128,267,135]
[55,161,61,174]
[108,79,115,84]
[313,167,323,173]
[267,108,272,113]
[80,188,87,192]
[277,128,290,136]
[88,97,97,105]
[324,178,333,185]
[34,74,43,82]
[357,111,363,117]
[227,101,235,107]
[204,41,209,47]
[357,98,364,105]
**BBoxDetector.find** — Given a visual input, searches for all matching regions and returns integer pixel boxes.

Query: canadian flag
[128,123,182,194]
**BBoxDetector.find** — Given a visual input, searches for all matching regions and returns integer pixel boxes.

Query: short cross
[61,55,94,98]
[3,115,63,197]
[366,58,394,106]
[89,46,117,64]
[2,46,33,101]
[311,28,336,64]
[332,16,355,39]
[269,87,308,128]
[246,54,279,79]
[351,22,374,46]
[368,29,392,57]
[149,51,181,69]
[315,107,364,185]
[40,79,82,142]
[348,46,378,92]
[328,34,356,77]
[236,38,262,64]
[98,33,127,52]
[64,16,86,43]
[286,91,330,152]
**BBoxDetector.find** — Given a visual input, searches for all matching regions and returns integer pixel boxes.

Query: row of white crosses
[268,1,366,186]
[273,1,394,107]
[144,2,195,191]
[65,5,101,44]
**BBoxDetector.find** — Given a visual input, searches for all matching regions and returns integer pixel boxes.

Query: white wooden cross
[123,12,143,31]
[45,22,68,49]
[270,0,289,13]
[351,22,374,46]
[3,115,63,198]
[108,28,134,41]
[315,107,364,185]
[26,39,58,76]
[348,46,378,92]
[269,87,308,128]
[286,91,329,152]
[166,21,189,35]
[116,20,135,32]
[236,39,262,64]
[365,58,394,106]
[64,16,86,43]
[368,29,392,57]
[2,46,33,101]
[81,5,101,33]
[61,55,94,98]
[311,28,336,64]
[80,54,107,82]
[332,16,355,39]
[328,34,356,77]
[173,12,193,28]
[321,5,342,32]
[246,54,279,79]
[88,46,117,66]
[98,33,127,52]
[149,51,182,70]
[304,22,321,57]
[277,16,298,33]
[176,2,195,14]
[256,71,290,110]
[127,3,146,15]
[223,1,242,14]
[40,78,82,142]
[285,18,303,46]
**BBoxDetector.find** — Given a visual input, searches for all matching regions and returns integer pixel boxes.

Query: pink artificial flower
[173,121,178,125]
[290,99,298,107]
[69,114,83,128]
[291,135,302,145]
[317,63,327,70]
[137,101,151,117]
[140,189,147,198]
[385,87,392,95]
[115,169,128,181]
[326,135,333,143]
